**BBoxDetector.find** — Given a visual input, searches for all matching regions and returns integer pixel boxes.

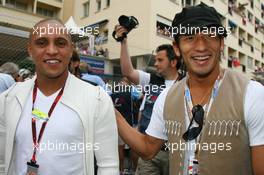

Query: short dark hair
[172,3,227,42]
[71,50,80,62]
[156,44,182,70]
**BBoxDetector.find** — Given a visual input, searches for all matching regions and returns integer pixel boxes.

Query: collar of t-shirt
[165,79,175,88]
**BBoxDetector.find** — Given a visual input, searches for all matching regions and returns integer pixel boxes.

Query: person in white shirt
[0,19,119,175]
[114,23,183,174]
[115,3,264,175]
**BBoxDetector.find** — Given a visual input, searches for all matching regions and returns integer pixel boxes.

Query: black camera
[119,15,138,32]
[112,15,139,42]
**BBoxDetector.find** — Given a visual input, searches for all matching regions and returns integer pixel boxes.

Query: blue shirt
[81,73,112,95]
[81,73,106,87]
[131,86,142,101]
[0,73,15,94]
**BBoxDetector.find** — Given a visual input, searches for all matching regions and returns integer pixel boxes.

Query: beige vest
[164,70,253,175]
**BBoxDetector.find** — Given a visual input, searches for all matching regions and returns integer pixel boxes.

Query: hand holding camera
[114,25,128,42]
[112,15,139,42]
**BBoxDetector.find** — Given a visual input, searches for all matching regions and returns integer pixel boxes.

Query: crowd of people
[156,26,172,38]
[0,3,264,175]
[0,62,32,93]
[75,43,109,58]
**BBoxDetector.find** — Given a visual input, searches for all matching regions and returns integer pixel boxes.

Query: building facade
[70,0,264,79]
[0,0,264,78]
[0,0,66,64]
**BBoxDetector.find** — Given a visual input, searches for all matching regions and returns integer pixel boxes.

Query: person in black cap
[171,2,228,40]
[115,3,264,175]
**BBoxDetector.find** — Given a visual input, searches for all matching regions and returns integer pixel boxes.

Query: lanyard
[30,80,65,163]
[184,70,224,121]
[184,70,224,156]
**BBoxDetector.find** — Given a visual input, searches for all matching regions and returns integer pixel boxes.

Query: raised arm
[115,25,140,85]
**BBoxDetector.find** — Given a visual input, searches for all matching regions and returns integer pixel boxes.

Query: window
[16,1,27,10]
[106,0,110,7]
[228,59,233,68]
[241,64,246,72]
[83,1,90,17]
[6,0,27,10]
[247,11,253,23]
[250,45,254,53]
[170,0,178,4]
[250,0,253,9]
[113,66,121,75]
[238,38,243,46]
[96,0,101,11]
[6,0,15,6]
[156,15,173,39]
[182,0,196,7]
[247,57,253,69]
[186,0,191,6]
[37,7,55,17]
[228,20,237,34]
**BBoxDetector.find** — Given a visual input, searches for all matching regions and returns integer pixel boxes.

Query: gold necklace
[196,87,213,105]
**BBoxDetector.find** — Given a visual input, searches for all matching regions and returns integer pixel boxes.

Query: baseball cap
[172,2,227,40]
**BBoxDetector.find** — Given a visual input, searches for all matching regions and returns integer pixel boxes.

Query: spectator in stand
[18,69,32,82]
[97,47,105,57]
[69,50,81,78]
[104,48,109,58]
[0,62,20,82]
[79,62,112,95]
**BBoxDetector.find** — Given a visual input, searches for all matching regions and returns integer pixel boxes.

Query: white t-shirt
[10,88,84,175]
[146,80,264,174]
[138,70,175,111]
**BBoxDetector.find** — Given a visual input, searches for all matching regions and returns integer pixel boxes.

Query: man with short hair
[0,62,20,82]
[116,3,264,175]
[69,50,81,78]
[0,19,119,175]
[114,23,183,174]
